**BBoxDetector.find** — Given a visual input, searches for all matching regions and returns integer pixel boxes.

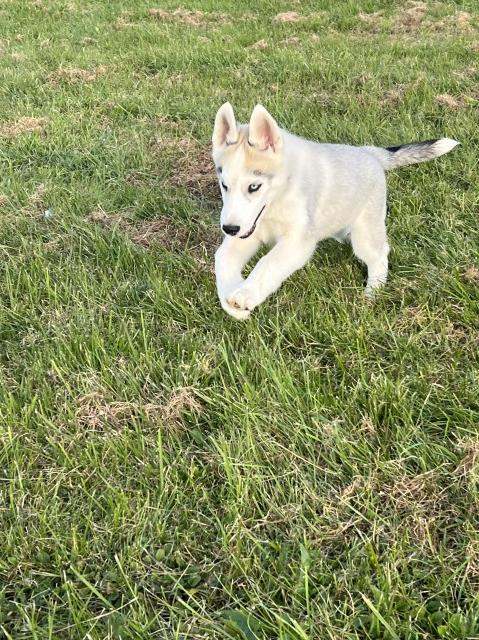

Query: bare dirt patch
[0,116,48,138]
[48,66,107,84]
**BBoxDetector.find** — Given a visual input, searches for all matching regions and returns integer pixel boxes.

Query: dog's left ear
[248,104,282,152]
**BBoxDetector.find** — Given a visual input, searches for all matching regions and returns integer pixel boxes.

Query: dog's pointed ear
[248,104,282,152]
[212,102,238,149]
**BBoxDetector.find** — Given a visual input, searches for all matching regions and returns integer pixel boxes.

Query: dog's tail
[364,138,459,170]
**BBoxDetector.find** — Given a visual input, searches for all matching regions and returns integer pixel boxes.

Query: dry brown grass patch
[11,52,26,63]
[49,66,107,84]
[357,10,384,33]
[0,116,48,138]
[280,36,300,46]
[152,134,218,200]
[380,85,406,107]
[463,266,479,283]
[432,11,477,34]
[113,17,137,29]
[249,39,268,50]
[161,387,203,425]
[391,3,477,35]
[435,93,460,108]
[273,11,303,23]
[455,440,479,480]
[88,208,219,260]
[147,7,228,27]
[75,387,202,432]
[395,1,428,33]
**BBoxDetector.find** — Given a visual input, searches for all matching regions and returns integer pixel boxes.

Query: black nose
[222,224,240,236]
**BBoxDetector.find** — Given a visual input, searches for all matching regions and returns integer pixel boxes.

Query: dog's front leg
[215,235,261,320]
[226,236,316,315]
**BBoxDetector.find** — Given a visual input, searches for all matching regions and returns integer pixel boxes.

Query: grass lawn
[0,0,478,638]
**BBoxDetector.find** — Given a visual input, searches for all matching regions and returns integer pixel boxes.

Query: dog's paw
[221,298,251,320]
[227,287,258,313]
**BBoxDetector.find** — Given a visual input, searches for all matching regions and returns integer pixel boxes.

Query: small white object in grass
[43,208,53,219]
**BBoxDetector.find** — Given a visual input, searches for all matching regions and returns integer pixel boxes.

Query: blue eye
[248,183,261,193]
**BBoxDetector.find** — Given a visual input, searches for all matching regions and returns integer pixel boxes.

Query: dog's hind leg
[350,198,389,297]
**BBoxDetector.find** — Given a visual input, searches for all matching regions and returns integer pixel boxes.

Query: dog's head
[212,102,284,239]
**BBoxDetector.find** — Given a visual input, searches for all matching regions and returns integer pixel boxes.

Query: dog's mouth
[239,205,266,239]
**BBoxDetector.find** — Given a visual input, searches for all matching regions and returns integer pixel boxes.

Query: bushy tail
[364,138,459,170]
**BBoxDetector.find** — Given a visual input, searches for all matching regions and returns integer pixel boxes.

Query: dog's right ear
[212,102,237,149]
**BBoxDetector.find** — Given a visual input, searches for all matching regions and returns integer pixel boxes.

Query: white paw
[226,287,258,313]
[221,298,251,320]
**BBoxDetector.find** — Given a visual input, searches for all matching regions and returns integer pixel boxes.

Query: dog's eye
[248,183,261,193]
[221,182,228,191]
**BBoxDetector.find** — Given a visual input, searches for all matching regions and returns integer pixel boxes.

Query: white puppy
[212,102,459,320]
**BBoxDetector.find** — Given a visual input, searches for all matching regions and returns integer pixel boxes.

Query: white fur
[212,103,459,320]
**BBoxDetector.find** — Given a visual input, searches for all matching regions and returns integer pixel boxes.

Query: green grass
[0,0,478,638]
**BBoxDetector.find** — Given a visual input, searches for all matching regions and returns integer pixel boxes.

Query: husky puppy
[212,102,459,320]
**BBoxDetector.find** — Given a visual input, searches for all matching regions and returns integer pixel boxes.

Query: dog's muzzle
[239,205,266,239]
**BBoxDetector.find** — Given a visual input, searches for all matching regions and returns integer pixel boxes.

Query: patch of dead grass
[357,3,477,36]
[113,16,137,29]
[0,116,48,138]
[147,7,228,27]
[273,11,303,23]
[10,52,26,63]
[463,266,479,283]
[161,387,203,425]
[379,85,406,107]
[435,93,463,108]
[152,134,218,200]
[49,66,107,84]
[75,387,202,432]
[455,440,479,480]
[431,10,477,34]
[88,208,219,260]
[280,36,300,46]
[357,10,384,33]
[249,39,268,50]
[394,1,428,33]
